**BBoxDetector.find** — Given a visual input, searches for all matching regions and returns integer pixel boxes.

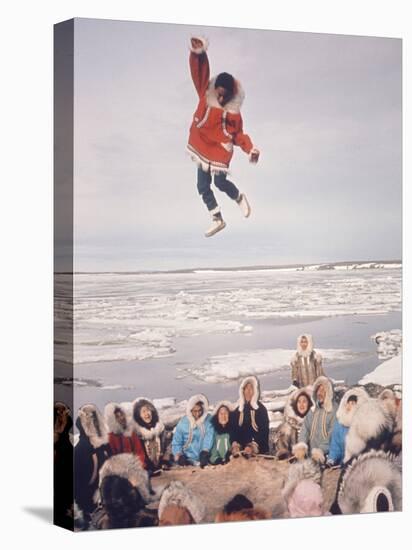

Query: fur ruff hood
[336,387,370,427]
[104,402,133,436]
[98,454,156,504]
[284,387,313,423]
[132,397,165,441]
[296,333,314,358]
[212,400,235,433]
[282,458,322,502]
[338,450,402,513]
[312,376,334,413]
[77,404,108,449]
[186,394,210,427]
[238,376,260,412]
[158,481,206,524]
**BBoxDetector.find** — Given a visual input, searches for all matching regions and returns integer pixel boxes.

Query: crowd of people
[54,333,402,530]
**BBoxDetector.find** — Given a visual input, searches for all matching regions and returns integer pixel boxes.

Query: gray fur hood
[104,402,134,436]
[158,481,206,524]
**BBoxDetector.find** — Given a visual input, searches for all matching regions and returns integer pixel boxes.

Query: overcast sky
[73,18,401,271]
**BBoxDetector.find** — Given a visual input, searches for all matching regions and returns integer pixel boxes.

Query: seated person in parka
[209,401,236,465]
[133,397,170,473]
[294,376,337,463]
[327,387,369,467]
[171,394,215,467]
[232,376,269,456]
[274,387,313,460]
[104,402,146,467]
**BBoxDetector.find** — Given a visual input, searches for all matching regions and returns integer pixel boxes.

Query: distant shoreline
[58,259,402,275]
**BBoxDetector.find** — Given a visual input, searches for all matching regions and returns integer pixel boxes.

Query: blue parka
[172,394,215,464]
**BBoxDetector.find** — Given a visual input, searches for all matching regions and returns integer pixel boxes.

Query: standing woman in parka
[232,376,269,456]
[187,36,260,237]
[74,404,110,524]
[290,334,324,388]
[132,397,170,473]
[209,401,236,465]
[171,394,215,467]
[274,387,313,460]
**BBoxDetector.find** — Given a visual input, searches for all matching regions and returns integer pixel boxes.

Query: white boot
[236,193,251,218]
[205,208,226,237]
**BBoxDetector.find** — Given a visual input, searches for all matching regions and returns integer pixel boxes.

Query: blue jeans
[197,167,240,211]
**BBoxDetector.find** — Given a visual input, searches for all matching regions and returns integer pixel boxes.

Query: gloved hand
[311,448,326,464]
[177,454,189,467]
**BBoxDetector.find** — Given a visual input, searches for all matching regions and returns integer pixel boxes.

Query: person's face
[215,85,232,107]
[191,403,203,420]
[316,384,326,404]
[300,336,308,351]
[140,405,153,424]
[218,406,229,427]
[115,410,127,430]
[159,505,194,526]
[345,400,356,413]
[243,383,254,403]
[297,395,310,416]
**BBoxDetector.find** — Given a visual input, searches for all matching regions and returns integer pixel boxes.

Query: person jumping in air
[187,36,260,237]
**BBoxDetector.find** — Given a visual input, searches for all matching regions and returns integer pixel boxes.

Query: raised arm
[189,36,210,98]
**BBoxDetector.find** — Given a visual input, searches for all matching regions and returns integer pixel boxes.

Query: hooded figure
[290,334,324,388]
[282,458,325,518]
[104,402,146,466]
[158,481,206,526]
[295,376,337,463]
[187,36,259,237]
[132,397,168,472]
[54,402,74,529]
[74,404,110,522]
[171,394,215,466]
[327,387,370,466]
[232,376,269,455]
[92,453,158,529]
[344,388,398,463]
[274,387,313,460]
[209,401,236,465]
[334,450,402,514]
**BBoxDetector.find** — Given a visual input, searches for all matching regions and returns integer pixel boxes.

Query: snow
[185,347,359,383]
[359,355,402,386]
[371,329,402,359]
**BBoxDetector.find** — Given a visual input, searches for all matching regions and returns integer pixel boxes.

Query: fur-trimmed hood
[76,404,108,449]
[186,394,210,427]
[205,76,245,114]
[337,450,402,513]
[132,397,165,441]
[238,376,260,412]
[158,481,206,524]
[336,387,370,427]
[284,387,313,423]
[212,400,235,433]
[312,376,334,413]
[282,458,322,502]
[98,454,156,504]
[296,333,314,357]
[104,402,133,436]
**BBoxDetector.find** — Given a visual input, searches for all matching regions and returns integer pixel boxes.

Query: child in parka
[209,401,236,465]
[171,394,215,467]
[187,36,260,237]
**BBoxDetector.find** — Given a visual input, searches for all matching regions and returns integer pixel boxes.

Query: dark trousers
[197,167,240,211]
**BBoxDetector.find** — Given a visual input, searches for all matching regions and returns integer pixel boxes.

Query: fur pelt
[312,376,334,413]
[132,397,165,441]
[336,387,370,427]
[98,454,156,504]
[337,450,402,513]
[104,402,133,436]
[296,333,314,357]
[238,376,260,412]
[158,481,205,524]
[186,394,210,427]
[282,458,322,502]
[344,397,395,462]
[77,404,108,449]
